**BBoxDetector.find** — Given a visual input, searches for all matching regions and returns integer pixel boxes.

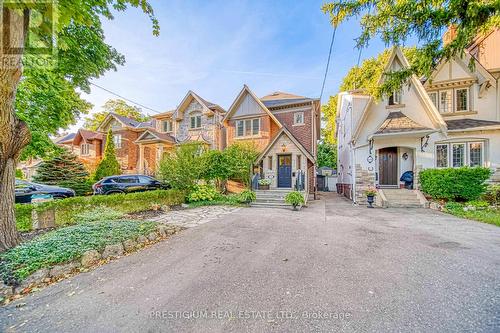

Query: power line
[89,82,163,114]
[319,25,338,101]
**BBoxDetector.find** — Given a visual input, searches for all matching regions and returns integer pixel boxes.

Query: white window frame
[388,89,402,105]
[190,114,202,129]
[451,143,466,167]
[113,134,122,148]
[455,88,469,112]
[438,89,453,113]
[293,112,305,125]
[468,142,484,167]
[162,120,173,133]
[428,91,438,108]
[435,144,449,168]
[235,118,260,138]
[81,143,90,156]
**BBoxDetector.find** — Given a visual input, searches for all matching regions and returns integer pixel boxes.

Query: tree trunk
[0,8,31,252]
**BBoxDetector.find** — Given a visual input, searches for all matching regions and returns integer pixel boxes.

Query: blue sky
[74,0,394,129]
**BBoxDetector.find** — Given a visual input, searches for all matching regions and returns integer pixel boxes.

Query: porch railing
[251,173,260,190]
[295,170,305,191]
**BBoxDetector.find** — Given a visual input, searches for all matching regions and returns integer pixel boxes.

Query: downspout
[351,143,357,204]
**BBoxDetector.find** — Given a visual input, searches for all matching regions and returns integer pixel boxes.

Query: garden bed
[443,202,500,227]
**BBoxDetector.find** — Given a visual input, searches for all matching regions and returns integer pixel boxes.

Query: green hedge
[15,189,185,231]
[1,220,158,281]
[419,167,491,201]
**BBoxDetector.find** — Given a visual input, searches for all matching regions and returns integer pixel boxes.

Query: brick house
[223,85,321,196]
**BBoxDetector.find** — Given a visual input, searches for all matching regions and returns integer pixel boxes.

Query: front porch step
[252,189,305,208]
[379,189,426,208]
[250,202,292,208]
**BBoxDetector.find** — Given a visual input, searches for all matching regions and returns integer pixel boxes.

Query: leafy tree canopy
[322,47,417,144]
[83,99,150,131]
[317,142,337,169]
[322,0,499,96]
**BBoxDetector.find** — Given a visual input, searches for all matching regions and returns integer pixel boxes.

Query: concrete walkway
[1,193,499,332]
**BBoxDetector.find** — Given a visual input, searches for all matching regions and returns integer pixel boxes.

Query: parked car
[15,179,76,204]
[92,175,167,195]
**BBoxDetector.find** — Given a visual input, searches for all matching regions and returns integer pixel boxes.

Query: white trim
[451,143,466,167]
[435,144,449,168]
[235,117,260,138]
[455,87,469,112]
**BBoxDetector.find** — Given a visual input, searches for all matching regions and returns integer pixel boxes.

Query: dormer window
[190,114,202,129]
[162,120,173,132]
[388,90,402,105]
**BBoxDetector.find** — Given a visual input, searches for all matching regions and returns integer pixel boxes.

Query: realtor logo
[1,0,57,68]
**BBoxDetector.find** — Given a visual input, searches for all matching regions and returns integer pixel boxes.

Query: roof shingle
[445,118,500,130]
[375,111,430,134]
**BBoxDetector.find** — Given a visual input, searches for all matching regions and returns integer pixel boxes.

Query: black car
[92,175,166,195]
[15,179,76,204]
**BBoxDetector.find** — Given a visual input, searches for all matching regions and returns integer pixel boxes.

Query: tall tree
[93,129,121,182]
[317,142,337,169]
[83,99,150,131]
[32,150,91,196]
[322,48,417,144]
[322,0,499,96]
[0,1,159,251]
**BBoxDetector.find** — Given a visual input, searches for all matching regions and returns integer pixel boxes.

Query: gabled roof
[375,111,431,134]
[174,91,225,120]
[96,112,154,131]
[224,85,282,128]
[56,133,76,144]
[255,127,314,163]
[445,118,500,131]
[377,47,447,131]
[135,129,176,144]
[73,129,104,145]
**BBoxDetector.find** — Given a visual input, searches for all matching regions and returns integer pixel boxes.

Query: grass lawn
[444,203,500,227]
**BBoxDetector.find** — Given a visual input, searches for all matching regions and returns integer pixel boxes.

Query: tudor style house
[336,29,500,207]
[223,85,320,196]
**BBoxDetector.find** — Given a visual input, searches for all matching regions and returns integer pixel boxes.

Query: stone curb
[0,224,184,304]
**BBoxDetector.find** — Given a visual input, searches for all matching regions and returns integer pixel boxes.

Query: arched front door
[379,147,398,186]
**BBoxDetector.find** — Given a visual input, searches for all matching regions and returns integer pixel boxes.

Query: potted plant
[258,178,271,190]
[285,191,305,211]
[364,187,377,208]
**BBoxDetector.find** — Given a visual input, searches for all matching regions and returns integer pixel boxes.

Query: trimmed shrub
[419,167,491,201]
[483,184,500,207]
[187,185,219,202]
[15,189,185,231]
[238,190,256,203]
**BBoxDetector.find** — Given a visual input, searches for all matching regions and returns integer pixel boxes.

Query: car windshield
[15,179,33,188]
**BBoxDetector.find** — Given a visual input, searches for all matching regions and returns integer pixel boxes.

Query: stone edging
[1,224,183,305]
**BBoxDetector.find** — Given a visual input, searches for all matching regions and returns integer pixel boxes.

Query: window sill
[235,135,262,140]
[292,123,305,127]
[386,104,405,109]
[440,110,478,117]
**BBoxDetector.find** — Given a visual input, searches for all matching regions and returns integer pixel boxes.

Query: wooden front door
[277,155,292,188]
[379,147,398,186]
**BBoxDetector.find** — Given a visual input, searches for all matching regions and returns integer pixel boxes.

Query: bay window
[436,142,484,168]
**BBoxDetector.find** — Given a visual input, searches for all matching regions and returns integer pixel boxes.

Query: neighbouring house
[336,29,500,205]
[135,90,226,174]
[223,85,320,196]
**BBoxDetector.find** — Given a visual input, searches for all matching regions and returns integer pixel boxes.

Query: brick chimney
[443,25,457,46]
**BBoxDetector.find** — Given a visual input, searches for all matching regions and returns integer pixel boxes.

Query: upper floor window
[162,120,173,132]
[388,90,402,105]
[294,112,304,125]
[430,88,470,114]
[113,134,122,148]
[236,118,260,137]
[81,143,90,156]
[190,114,202,129]
[439,90,452,113]
[456,88,469,112]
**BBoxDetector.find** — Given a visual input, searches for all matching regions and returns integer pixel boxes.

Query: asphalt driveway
[1,193,499,332]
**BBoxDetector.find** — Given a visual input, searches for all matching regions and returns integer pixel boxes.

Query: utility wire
[89,82,163,114]
[319,25,338,101]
